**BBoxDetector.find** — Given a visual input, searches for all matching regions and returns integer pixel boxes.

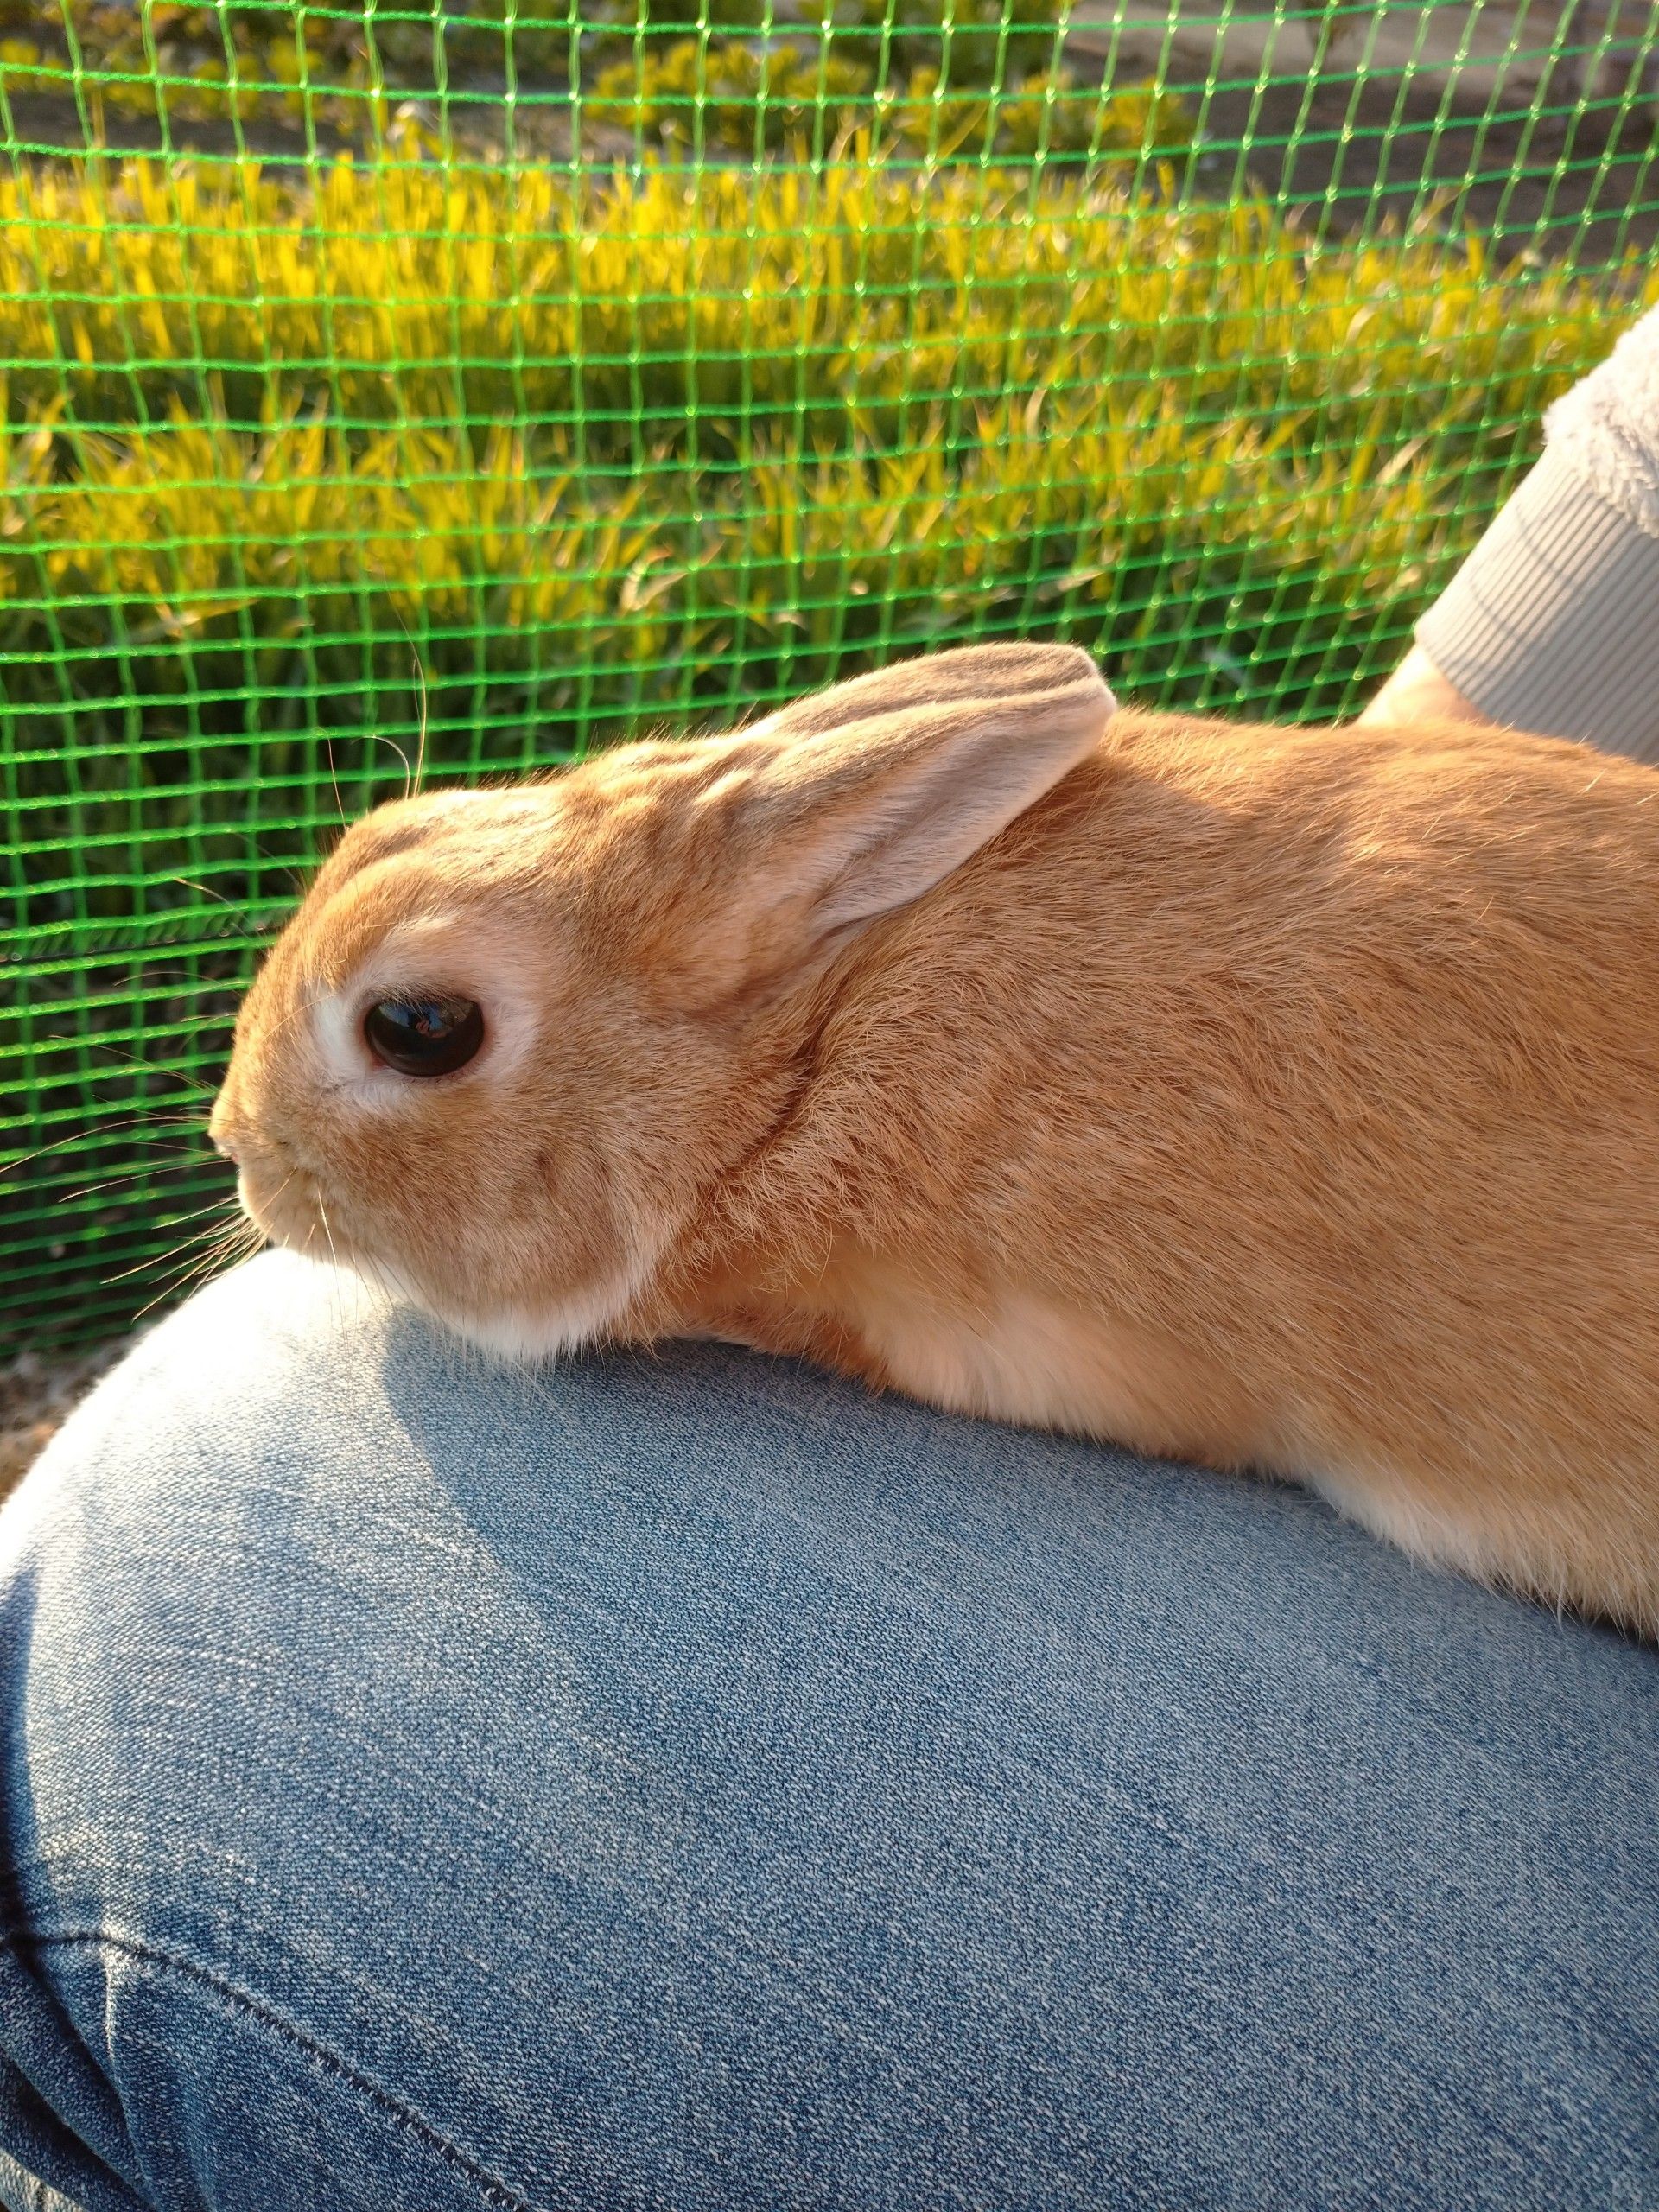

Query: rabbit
[211,641,1659,1636]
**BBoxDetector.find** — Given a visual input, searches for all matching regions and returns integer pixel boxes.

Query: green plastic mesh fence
[4,0,1658,1353]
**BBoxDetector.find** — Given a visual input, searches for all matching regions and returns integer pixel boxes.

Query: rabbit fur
[212,643,1659,1633]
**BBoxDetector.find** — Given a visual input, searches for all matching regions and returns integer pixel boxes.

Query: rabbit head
[208,643,1115,1355]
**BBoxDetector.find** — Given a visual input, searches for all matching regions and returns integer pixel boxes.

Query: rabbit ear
[692,644,1115,976]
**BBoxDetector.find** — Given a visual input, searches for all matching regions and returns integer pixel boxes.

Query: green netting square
[4,0,1659,1351]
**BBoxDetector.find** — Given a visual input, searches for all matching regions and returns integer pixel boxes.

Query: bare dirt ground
[0,1342,123,1504]
[1069,2,1659,260]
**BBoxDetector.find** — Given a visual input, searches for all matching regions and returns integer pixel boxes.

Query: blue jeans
[1,1252,1655,2212]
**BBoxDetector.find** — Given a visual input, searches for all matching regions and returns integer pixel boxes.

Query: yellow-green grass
[1,149,1624,441]
[3,143,1654,950]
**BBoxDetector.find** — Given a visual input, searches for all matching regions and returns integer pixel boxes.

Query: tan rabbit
[212,643,1659,1634]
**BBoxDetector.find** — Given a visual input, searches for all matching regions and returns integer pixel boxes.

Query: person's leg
[1,1249,1655,2212]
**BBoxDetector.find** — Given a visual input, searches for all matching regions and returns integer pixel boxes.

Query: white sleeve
[1414,299,1659,762]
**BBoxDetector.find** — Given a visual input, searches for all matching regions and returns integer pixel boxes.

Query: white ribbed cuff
[1416,445,1659,765]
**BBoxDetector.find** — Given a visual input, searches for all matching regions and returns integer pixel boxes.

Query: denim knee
[3,1250,1657,2212]
[0,1257,582,2212]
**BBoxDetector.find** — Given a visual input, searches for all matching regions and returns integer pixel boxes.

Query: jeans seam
[0,1929,547,2212]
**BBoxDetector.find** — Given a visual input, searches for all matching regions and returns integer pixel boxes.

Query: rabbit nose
[207,1093,241,1162]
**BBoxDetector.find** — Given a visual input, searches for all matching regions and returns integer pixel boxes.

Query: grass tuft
[2,150,1645,859]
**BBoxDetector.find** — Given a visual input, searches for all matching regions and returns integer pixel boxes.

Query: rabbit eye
[363,994,484,1077]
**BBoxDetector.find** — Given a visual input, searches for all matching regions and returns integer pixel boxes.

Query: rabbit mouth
[234,1154,353,1272]
[233,1134,407,1279]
